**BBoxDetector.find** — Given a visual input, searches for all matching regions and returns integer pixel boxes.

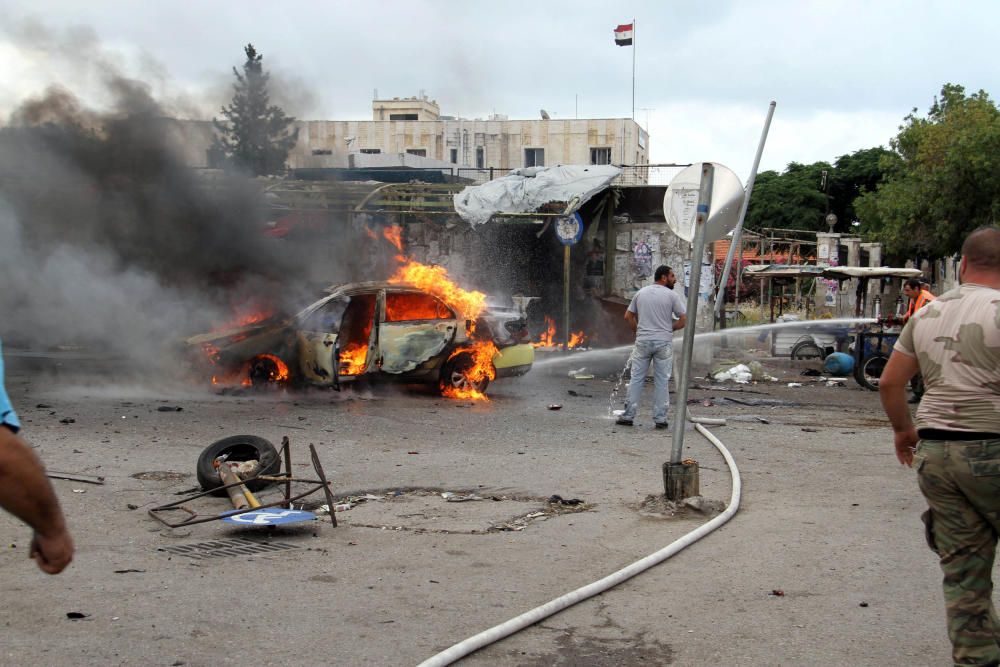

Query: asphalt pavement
[0,351,950,666]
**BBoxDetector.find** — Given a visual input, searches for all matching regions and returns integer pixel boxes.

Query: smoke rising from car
[0,21,372,374]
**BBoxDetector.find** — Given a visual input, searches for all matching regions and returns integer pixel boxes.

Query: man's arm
[0,426,73,573]
[878,351,920,466]
[624,310,637,331]
[673,314,687,331]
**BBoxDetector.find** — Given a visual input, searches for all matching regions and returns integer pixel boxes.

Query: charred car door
[377,290,459,374]
[296,295,348,386]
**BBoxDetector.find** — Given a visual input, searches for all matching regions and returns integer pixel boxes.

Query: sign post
[661,163,745,500]
[556,213,584,349]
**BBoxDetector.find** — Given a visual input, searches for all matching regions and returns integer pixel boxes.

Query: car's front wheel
[439,352,490,396]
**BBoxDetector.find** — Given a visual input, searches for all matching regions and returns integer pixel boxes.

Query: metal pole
[670,163,714,464]
[713,101,777,323]
[631,18,636,121]
[563,244,571,349]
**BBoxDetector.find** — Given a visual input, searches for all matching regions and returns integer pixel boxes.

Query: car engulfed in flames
[187,281,534,400]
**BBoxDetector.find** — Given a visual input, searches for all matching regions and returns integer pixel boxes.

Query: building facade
[178,94,649,174]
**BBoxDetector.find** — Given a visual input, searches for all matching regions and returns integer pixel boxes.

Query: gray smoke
[0,22,367,376]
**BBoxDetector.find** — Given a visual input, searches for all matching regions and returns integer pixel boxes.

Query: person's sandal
[616,417,634,426]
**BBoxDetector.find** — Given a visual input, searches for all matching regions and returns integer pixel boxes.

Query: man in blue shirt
[0,340,73,574]
[618,265,687,429]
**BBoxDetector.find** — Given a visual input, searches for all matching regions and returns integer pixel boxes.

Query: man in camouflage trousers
[881,226,1000,666]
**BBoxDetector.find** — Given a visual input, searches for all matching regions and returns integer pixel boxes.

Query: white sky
[1,0,996,179]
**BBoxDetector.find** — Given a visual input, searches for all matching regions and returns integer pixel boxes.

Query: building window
[450,148,458,164]
[406,148,427,157]
[390,113,419,121]
[359,148,381,154]
[524,148,544,167]
[590,147,612,165]
[476,147,485,169]
[311,149,333,156]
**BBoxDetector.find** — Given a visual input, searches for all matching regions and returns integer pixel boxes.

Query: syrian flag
[614,23,633,46]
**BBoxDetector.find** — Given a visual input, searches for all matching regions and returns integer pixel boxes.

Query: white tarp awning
[744,264,923,280]
[453,165,621,226]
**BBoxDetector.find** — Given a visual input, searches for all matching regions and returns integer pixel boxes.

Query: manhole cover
[132,471,189,481]
[158,538,299,560]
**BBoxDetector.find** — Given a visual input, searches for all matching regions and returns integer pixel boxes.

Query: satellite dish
[540,109,551,120]
[663,163,745,243]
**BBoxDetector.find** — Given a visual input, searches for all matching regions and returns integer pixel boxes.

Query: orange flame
[389,260,486,320]
[442,340,498,401]
[339,342,368,376]
[532,317,557,348]
[532,316,586,348]
[254,354,290,382]
[383,226,403,251]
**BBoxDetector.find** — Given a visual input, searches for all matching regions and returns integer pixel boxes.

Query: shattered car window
[384,292,455,322]
[299,296,349,332]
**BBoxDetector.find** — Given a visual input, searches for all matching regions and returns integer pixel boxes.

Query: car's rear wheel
[439,353,490,396]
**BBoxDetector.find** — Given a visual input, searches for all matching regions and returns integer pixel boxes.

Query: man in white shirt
[618,265,687,429]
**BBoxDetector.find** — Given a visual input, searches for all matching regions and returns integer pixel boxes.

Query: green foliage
[855,84,1000,256]
[745,149,890,234]
[212,44,299,176]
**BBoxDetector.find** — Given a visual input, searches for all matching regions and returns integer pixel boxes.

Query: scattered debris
[46,472,105,485]
[126,504,138,510]
[567,390,593,397]
[66,612,90,620]
[72,489,86,494]
[113,569,145,574]
[801,428,820,433]
[547,404,563,410]
[59,418,75,424]
[682,496,726,514]
[713,364,752,384]
[826,380,846,387]
[407,451,420,455]
[787,382,804,388]
[800,369,822,376]
[548,495,583,506]
[131,471,189,482]
[443,492,483,502]
[770,590,785,597]
[859,601,869,607]
[156,406,183,412]
[573,374,594,380]
[36,403,52,409]
[755,417,771,424]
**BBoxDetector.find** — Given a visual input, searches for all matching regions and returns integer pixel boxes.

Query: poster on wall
[682,261,715,302]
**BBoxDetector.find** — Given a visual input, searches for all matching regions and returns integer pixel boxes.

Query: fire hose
[415,414,742,667]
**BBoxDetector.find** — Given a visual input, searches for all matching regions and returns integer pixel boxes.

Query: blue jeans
[622,340,674,424]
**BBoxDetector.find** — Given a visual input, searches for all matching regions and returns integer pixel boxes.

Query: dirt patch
[630,494,725,519]
[518,628,674,666]
[319,488,592,534]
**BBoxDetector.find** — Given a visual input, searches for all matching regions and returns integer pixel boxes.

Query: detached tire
[439,352,490,396]
[790,339,824,360]
[856,354,889,391]
[196,435,281,496]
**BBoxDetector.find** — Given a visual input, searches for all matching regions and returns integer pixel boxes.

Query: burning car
[187,281,534,399]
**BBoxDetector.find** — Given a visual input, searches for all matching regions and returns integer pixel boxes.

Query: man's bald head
[962,227,1000,271]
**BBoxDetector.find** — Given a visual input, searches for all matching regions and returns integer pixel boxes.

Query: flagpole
[631,18,636,120]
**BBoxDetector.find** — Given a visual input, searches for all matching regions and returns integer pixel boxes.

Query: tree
[855,84,1000,257]
[213,44,299,176]
[744,162,831,232]
[744,149,892,235]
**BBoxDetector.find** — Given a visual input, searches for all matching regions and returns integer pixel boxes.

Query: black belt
[918,428,1000,441]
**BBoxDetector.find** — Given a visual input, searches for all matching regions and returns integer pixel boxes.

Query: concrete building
[178,93,649,176]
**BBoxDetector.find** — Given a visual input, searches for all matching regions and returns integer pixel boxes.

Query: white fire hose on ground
[416,415,742,667]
